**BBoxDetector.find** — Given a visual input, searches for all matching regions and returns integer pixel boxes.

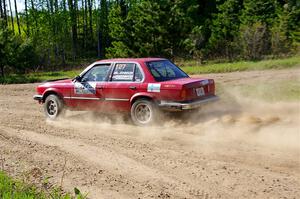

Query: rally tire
[43,94,64,120]
[131,99,159,126]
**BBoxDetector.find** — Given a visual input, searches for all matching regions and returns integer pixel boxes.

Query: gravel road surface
[0,68,299,198]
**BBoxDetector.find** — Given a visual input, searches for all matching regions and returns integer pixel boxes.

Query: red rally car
[34,58,219,126]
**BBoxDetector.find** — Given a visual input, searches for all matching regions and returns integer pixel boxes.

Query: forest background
[0,0,299,78]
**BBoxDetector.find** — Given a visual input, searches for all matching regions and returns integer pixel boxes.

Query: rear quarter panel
[136,60,184,101]
[135,82,183,102]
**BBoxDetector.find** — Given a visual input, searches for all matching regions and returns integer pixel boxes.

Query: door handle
[97,86,104,89]
[129,86,137,90]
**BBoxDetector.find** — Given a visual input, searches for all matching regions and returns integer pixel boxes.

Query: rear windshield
[146,60,189,82]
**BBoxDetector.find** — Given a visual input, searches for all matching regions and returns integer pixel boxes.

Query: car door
[70,63,111,110]
[102,62,144,112]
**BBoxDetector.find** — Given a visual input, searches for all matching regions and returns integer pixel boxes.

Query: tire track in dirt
[0,126,219,198]
[0,128,135,199]
[1,118,299,198]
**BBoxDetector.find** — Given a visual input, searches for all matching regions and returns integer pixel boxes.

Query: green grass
[29,70,81,82]
[0,171,85,199]
[179,56,300,74]
[0,56,299,84]
[0,70,81,84]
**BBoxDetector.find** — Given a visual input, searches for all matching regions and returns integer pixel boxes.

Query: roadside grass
[0,70,81,84]
[28,70,81,83]
[180,56,300,74]
[0,56,299,84]
[0,171,86,199]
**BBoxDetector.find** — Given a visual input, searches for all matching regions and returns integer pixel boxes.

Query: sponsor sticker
[74,82,96,94]
[147,83,161,92]
[163,84,176,88]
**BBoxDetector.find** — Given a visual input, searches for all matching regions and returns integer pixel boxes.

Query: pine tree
[208,0,243,59]
[106,3,130,57]
[241,0,278,26]
[240,0,280,59]
[97,0,109,58]
[13,0,20,34]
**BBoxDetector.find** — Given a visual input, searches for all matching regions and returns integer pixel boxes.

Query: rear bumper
[158,95,219,110]
[33,94,43,101]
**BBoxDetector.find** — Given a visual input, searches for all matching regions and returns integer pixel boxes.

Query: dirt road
[0,68,299,198]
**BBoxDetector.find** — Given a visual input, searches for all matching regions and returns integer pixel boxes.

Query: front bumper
[33,94,43,101]
[158,95,219,110]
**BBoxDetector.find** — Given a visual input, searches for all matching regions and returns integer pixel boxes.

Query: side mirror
[74,75,82,82]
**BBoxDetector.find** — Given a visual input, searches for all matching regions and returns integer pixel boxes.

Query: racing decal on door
[147,83,161,92]
[74,82,97,94]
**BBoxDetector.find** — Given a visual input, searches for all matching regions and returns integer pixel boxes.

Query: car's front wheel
[131,99,158,126]
[44,94,64,120]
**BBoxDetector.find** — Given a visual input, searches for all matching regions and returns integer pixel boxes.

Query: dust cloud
[48,87,300,152]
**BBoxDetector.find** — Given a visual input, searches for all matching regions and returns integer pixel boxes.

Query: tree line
[0,0,299,76]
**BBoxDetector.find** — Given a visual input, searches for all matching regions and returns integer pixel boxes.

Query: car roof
[79,58,168,77]
[96,57,167,63]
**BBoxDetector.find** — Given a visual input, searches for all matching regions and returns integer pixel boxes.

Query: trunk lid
[162,77,215,101]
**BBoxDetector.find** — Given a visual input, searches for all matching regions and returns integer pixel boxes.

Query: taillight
[209,79,215,94]
[181,89,187,100]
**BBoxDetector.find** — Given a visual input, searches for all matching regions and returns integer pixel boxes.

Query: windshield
[146,60,189,82]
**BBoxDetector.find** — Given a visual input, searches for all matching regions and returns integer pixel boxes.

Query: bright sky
[10,0,99,13]
[9,0,25,13]
[17,0,25,12]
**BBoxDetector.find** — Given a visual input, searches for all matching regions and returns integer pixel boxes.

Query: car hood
[43,78,73,84]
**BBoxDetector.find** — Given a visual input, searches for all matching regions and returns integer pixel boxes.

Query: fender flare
[130,92,156,105]
[42,88,65,102]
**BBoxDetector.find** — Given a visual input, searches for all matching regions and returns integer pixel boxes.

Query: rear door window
[111,63,143,82]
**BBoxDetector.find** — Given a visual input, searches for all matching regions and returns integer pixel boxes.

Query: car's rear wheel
[44,94,64,120]
[131,99,158,126]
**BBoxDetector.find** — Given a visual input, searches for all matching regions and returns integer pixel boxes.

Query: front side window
[81,64,111,82]
[111,63,143,82]
[146,60,189,82]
